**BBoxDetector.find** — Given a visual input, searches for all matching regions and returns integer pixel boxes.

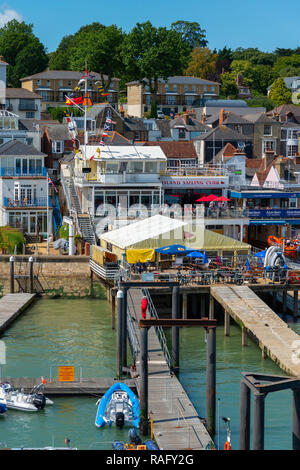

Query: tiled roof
[155,119,171,138]
[243,112,280,124]
[5,88,42,99]
[124,117,147,132]
[127,76,220,86]
[195,125,252,141]
[143,141,197,159]
[0,140,46,156]
[205,111,252,125]
[170,116,210,132]
[20,70,120,82]
[44,124,70,141]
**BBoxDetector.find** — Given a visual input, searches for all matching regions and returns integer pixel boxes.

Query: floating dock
[127,288,212,450]
[211,285,300,376]
[0,293,36,334]
[0,377,136,396]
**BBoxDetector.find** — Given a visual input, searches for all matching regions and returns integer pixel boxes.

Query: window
[52,141,64,153]
[26,112,35,119]
[39,90,49,102]
[131,161,144,173]
[106,162,119,173]
[287,145,298,157]
[203,85,207,92]
[178,128,186,139]
[46,80,51,87]
[37,80,41,86]
[173,84,177,91]
[211,85,215,92]
[145,162,156,173]
[166,95,176,105]
[264,125,272,136]
[165,84,169,91]
[68,81,72,87]
[263,140,275,152]
[288,130,298,139]
[59,80,63,87]
[26,138,33,146]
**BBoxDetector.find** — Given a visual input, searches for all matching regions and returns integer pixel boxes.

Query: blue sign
[249,209,300,218]
[249,220,287,225]
[230,191,300,199]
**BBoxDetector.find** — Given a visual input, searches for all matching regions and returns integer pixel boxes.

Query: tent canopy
[186,251,205,259]
[155,244,188,254]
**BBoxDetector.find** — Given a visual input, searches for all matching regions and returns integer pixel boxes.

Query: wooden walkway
[127,288,212,450]
[211,285,300,376]
[0,377,136,396]
[0,293,36,334]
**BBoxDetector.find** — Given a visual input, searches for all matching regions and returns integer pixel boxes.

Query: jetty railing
[126,289,140,363]
[143,288,171,368]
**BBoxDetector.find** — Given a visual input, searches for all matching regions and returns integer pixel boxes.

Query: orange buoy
[224,440,231,450]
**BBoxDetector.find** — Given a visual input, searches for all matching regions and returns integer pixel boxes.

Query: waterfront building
[5,88,42,120]
[126,76,220,118]
[20,70,119,113]
[194,99,266,119]
[0,56,8,108]
[0,140,52,240]
[72,144,167,218]
[41,122,74,178]
[0,110,41,150]
[243,112,282,158]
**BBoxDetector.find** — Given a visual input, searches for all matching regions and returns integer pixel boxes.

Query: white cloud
[0,8,23,27]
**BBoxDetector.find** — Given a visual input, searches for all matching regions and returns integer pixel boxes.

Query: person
[141,296,148,319]
[145,258,152,272]
[135,259,143,274]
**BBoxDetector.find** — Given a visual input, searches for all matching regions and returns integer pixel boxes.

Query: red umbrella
[196,196,210,202]
[216,196,231,202]
[205,194,220,202]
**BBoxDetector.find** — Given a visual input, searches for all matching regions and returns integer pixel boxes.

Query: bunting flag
[102,132,108,138]
[65,95,83,106]
[99,140,105,146]
[90,147,100,160]
[48,176,58,193]
[83,93,92,107]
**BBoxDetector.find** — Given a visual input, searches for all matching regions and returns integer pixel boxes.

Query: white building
[5,88,42,120]
[73,145,167,217]
[0,109,41,151]
[0,140,52,238]
[0,57,8,108]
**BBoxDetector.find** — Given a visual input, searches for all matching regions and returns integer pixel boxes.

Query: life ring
[224,441,231,450]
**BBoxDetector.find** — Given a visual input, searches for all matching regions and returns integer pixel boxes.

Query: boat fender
[224,441,231,450]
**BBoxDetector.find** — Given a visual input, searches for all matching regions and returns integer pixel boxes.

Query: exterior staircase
[67,179,82,215]
[78,214,96,245]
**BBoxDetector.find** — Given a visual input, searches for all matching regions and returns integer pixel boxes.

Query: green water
[0,298,300,450]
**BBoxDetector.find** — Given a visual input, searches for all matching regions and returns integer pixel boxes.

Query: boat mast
[84,62,88,167]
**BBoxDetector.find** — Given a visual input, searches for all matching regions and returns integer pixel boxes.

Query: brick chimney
[262,149,275,170]
[219,108,225,125]
[183,113,189,125]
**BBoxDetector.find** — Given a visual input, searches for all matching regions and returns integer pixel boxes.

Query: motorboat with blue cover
[0,396,7,414]
[95,382,139,429]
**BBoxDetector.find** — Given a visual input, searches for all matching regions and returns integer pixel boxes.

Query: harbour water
[0,297,299,450]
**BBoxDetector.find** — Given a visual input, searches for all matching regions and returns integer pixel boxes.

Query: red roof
[143,141,197,159]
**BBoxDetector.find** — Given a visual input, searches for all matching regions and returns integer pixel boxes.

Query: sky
[0,0,299,53]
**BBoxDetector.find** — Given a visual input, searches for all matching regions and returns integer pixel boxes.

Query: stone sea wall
[0,255,106,298]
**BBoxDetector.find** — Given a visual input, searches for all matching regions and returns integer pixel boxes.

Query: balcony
[18,103,38,111]
[3,197,51,209]
[0,168,47,177]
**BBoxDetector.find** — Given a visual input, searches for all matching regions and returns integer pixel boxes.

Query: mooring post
[209,295,214,320]
[29,256,34,294]
[242,326,248,347]
[172,286,180,370]
[293,290,298,322]
[200,294,206,318]
[9,256,14,294]
[282,289,287,318]
[122,287,128,370]
[239,380,251,450]
[206,326,216,437]
[140,326,148,436]
[182,293,188,319]
[224,310,230,336]
[116,289,124,379]
[111,290,116,330]
[253,393,265,450]
[293,389,300,450]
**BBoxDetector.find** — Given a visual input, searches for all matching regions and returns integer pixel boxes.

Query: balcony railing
[0,167,47,177]
[3,197,51,208]
[18,104,38,111]
[166,166,228,177]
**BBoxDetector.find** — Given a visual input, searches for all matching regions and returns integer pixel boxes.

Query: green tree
[170,20,207,49]
[231,47,276,66]
[184,47,217,79]
[246,96,276,112]
[122,21,189,104]
[0,19,48,87]
[215,46,233,75]
[219,72,238,98]
[268,77,292,106]
[48,34,74,70]
[67,24,125,91]
[273,54,300,75]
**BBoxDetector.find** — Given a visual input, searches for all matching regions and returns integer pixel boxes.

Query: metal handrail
[126,290,140,363]
[143,288,171,368]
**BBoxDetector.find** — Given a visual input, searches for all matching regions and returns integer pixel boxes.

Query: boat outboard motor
[32,393,46,410]
[116,412,125,429]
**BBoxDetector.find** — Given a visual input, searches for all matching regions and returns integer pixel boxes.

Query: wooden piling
[224,311,230,336]
[294,290,298,322]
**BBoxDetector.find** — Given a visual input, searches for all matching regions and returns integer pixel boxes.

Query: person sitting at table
[145,258,152,272]
[135,259,143,274]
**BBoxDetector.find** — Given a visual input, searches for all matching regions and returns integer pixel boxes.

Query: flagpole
[84,63,88,167]
[46,171,49,255]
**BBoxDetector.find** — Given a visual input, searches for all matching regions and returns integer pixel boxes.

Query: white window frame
[52,141,64,154]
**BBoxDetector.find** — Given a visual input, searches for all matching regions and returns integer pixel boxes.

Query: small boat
[0,397,7,415]
[95,382,139,429]
[0,382,53,412]
[112,428,158,450]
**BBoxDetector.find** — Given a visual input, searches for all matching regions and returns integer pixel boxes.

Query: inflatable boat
[95,382,139,429]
